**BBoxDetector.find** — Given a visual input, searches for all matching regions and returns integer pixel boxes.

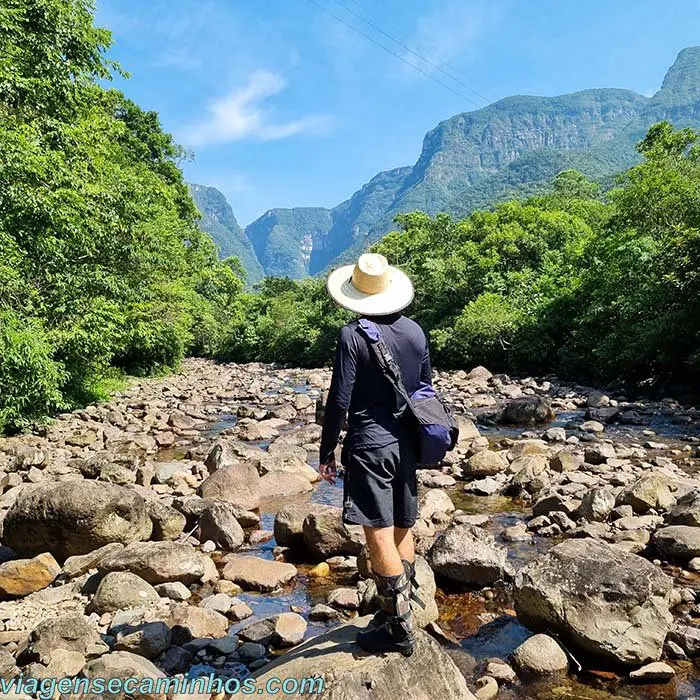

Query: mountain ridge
[189,184,263,284]
[200,47,700,280]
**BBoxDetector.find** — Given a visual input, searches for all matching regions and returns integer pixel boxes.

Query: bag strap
[357,318,413,409]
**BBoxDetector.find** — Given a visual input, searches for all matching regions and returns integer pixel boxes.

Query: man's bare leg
[394,527,414,564]
[363,525,403,576]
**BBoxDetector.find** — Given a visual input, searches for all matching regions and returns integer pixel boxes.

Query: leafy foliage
[0,0,243,431]
[372,127,700,385]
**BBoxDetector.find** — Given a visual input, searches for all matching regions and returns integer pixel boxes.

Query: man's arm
[319,326,358,467]
[420,335,433,385]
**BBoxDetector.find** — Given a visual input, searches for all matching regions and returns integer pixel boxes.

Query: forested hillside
[189,184,263,284]
[0,0,245,432]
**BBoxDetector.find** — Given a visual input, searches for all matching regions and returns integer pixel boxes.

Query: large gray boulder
[501,397,555,425]
[80,651,165,699]
[198,461,260,510]
[253,617,477,700]
[667,489,700,527]
[427,525,513,586]
[616,474,676,514]
[90,572,160,614]
[514,539,673,666]
[195,501,245,551]
[97,542,205,585]
[22,615,104,666]
[302,507,365,560]
[654,525,700,560]
[3,481,152,560]
[274,504,334,548]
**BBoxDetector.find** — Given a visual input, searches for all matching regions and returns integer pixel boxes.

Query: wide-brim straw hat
[326,253,414,316]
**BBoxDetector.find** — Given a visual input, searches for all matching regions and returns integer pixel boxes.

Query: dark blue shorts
[341,439,418,529]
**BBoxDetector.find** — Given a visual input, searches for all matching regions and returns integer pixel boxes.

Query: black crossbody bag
[357,318,458,467]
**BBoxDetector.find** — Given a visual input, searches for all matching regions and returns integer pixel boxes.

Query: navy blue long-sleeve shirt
[319,313,432,464]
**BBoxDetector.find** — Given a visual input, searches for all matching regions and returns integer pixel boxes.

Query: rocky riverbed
[0,358,699,699]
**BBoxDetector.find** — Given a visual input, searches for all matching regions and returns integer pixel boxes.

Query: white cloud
[400,1,495,80]
[181,70,331,146]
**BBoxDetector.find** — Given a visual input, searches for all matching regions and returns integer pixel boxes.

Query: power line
[330,0,496,105]
[342,0,499,102]
[303,0,484,109]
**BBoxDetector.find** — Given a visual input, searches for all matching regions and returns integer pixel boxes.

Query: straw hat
[326,253,414,315]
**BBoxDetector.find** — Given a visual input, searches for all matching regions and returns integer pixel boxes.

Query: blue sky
[96,0,700,226]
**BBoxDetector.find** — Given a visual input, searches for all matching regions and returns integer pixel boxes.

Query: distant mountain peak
[189,184,263,284]
[656,46,700,103]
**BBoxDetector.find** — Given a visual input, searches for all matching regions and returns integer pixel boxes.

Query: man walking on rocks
[319,253,430,656]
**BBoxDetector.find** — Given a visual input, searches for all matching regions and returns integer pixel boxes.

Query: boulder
[81,651,165,699]
[584,443,616,465]
[667,489,700,527]
[240,612,307,648]
[154,582,191,602]
[63,543,125,579]
[328,587,361,610]
[465,450,508,477]
[98,542,205,584]
[512,634,568,675]
[617,474,676,514]
[114,621,171,660]
[222,556,297,592]
[198,461,260,510]
[23,615,103,665]
[259,471,313,499]
[427,525,514,586]
[31,647,86,679]
[195,501,245,551]
[252,450,320,483]
[514,539,673,666]
[629,662,675,682]
[417,489,455,521]
[576,488,616,522]
[274,504,333,548]
[205,438,252,472]
[654,526,700,560]
[167,604,229,642]
[580,420,605,433]
[272,612,307,647]
[175,496,259,530]
[549,449,582,473]
[458,416,481,442]
[3,481,152,560]
[90,572,160,614]
[0,553,60,597]
[302,507,365,559]
[146,501,186,541]
[501,397,555,425]
[253,617,477,700]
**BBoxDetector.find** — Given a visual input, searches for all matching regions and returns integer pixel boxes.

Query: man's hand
[319,457,337,484]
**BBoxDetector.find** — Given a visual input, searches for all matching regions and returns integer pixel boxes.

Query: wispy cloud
[400,1,494,79]
[181,70,331,146]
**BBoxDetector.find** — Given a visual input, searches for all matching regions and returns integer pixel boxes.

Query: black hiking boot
[357,570,416,657]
